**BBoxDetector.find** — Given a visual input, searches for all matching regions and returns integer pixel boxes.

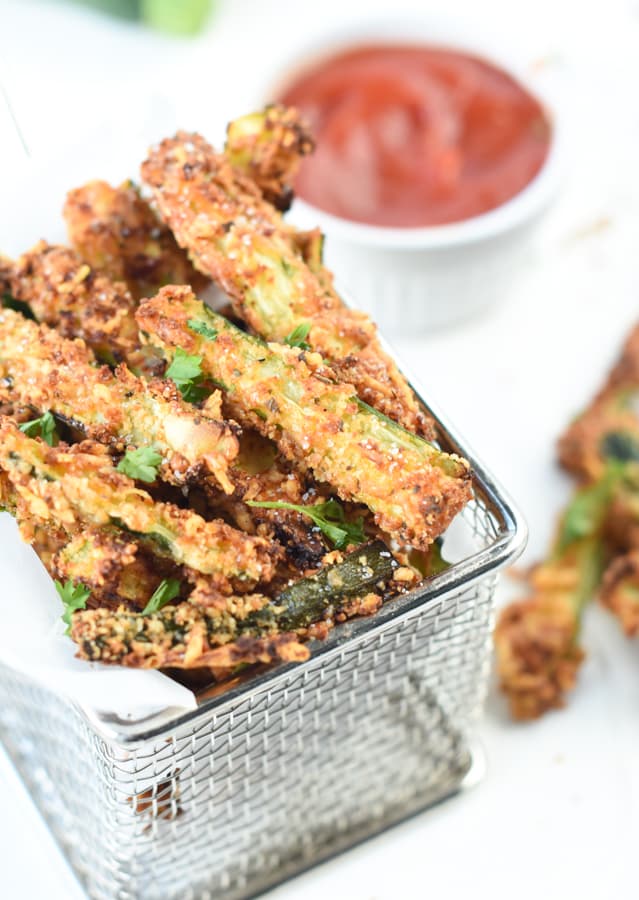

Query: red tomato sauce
[278,44,552,227]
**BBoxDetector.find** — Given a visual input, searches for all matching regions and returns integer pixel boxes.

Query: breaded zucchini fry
[71,601,308,668]
[224,105,314,211]
[0,307,239,491]
[0,419,279,587]
[559,324,639,482]
[4,241,159,373]
[141,131,433,437]
[137,288,472,549]
[495,534,604,720]
[63,180,206,299]
[495,473,612,719]
[600,551,639,636]
[70,541,397,667]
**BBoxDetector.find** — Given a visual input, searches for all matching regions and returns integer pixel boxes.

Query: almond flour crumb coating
[137,287,472,550]
[558,324,639,482]
[140,131,434,437]
[5,241,148,366]
[0,419,280,590]
[64,179,207,299]
[0,307,239,492]
[224,104,315,212]
[72,602,309,668]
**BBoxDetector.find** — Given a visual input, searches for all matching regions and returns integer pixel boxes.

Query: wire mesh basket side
[0,564,496,900]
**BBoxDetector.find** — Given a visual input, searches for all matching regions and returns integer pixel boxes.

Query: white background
[1,0,639,897]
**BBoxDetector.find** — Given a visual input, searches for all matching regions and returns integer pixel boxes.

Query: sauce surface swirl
[279,44,552,227]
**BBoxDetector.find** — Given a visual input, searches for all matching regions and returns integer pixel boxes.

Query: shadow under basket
[0,384,525,900]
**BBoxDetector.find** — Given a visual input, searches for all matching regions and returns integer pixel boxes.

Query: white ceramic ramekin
[267,19,564,333]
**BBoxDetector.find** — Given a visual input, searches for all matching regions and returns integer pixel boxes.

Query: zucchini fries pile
[0,105,472,678]
[496,323,639,718]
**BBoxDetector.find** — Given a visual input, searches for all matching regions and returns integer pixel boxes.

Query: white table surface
[1,0,639,897]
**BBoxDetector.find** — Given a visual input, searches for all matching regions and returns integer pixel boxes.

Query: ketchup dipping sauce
[278,44,552,228]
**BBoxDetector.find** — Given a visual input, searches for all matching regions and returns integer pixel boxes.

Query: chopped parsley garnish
[283,321,312,351]
[116,446,163,483]
[55,579,90,635]
[19,411,58,446]
[187,318,218,341]
[165,347,208,403]
[142,578,181,615]
[2,293,36,320]
[247,497,365,549]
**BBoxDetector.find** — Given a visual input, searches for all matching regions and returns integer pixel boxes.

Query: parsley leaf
[117,446,163,483]
[246,497,366,549]
[54,579,90,635]
[187,318,218,341]
[19,411,58,446]
[283,322,312,351]
[166,347,203,382]
[165,347,208,403]
[2,293,36,320]
[142,578,181,615]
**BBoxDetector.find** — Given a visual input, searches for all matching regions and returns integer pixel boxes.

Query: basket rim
[81,339,528,746]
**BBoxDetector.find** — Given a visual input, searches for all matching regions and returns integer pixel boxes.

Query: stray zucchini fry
[63,179,206,299]
[559,324,639,482]
[141,131,433,437]
[137,288,472,550]
[4,241,151,369]
[224,104,315,212]
[0,307,239,491]
[0,419,279,588]
[495,476,611,720]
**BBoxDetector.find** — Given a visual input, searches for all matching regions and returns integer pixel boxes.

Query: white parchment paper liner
[0,517,197,720]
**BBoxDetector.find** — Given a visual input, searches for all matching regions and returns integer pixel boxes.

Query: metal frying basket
[0,381,526,900]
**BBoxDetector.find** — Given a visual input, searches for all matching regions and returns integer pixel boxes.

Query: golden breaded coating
[558,397,639,483]
[71,602,309,668]
[494,534,603,720]
[63,179,206,299]
[140,131,433,437]
[205,428,330,570]
[599,551,639,636]
[52,528,178,610]
[0,255,12,297]
[606,323,639,390]
[137,287,472,550]
[558,324,639,481]
[0,307,239,492]
[225,105,314,211]
[495,591,584,720]
[0,419,279,589]
[5,241,157,372]
[27,523,69,571]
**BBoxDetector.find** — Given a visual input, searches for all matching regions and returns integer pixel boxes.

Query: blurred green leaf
[68,0,139,21]
[140,0,214,35]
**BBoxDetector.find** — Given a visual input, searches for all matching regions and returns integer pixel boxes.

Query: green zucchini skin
[273,540,397,630]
